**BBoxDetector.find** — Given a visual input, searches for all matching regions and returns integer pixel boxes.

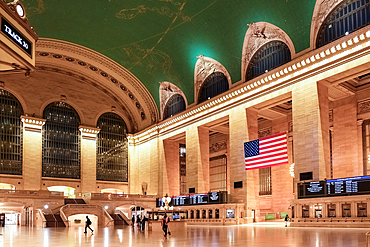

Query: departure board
[156,191,227,207]
[298,175,370,199]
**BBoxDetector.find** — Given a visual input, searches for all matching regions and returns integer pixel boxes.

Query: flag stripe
[244,132,288,170]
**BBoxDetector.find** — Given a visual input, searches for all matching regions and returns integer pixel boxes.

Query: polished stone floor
[0,222,368,247]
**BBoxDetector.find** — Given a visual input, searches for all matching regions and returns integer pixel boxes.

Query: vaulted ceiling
[22,0,316,108]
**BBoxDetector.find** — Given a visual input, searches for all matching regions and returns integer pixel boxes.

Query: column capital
[79,126,100,140]
[357,119,364,126]
[21,115,46,132]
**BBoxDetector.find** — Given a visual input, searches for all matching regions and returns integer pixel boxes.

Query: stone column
[332,96,360,178]
[292,81,330,181]
[185,125,209,193]
[337,203,342,218]
[79,126,99,194]
[21,116,45,190]
[163,139,180,196]
[357,119,364,175]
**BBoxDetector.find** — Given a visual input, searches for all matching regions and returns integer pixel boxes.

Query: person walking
[136,214,141,230]
[161,214,171,237]
[131,215,135,227]
[84,216,94,234]
[141,214,148,231]
[284,214,290,227]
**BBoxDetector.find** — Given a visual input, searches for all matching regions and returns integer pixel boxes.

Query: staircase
[114,209,131,225]
[64,198,86,204]
[44,213,66,227]
[110,214,128,225]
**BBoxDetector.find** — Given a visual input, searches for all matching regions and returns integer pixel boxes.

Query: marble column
[163,139,180,196]
[185,125,209,193]
[292,81,330,181]
[21,116,45,191]
[79,126,99,194]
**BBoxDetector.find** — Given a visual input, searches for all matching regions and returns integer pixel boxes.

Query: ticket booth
[302,205,309,218]
[357,203,367,217]
[314,204,322,218]
[328,203,336,217]
[342,203,351,217]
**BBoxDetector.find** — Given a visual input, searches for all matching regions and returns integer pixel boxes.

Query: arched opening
[0,90,23,176]
[47,186,76,198]
[316,0,370,48]
[198,72,229,104]
[245,41,291,81]
[42,102,81,179]
[163,94,186,120]
[68,214,98,228]
[96,113,128,182]
[101,188,124,194]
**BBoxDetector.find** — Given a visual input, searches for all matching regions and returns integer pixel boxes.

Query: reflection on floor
[0,222,367,247]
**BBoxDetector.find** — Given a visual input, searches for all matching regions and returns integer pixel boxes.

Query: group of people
[131,214,148,231]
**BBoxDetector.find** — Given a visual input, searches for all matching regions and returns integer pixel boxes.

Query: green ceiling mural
[22,0,316,108]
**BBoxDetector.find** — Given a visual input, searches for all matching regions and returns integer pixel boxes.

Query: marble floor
[0,222,368,247]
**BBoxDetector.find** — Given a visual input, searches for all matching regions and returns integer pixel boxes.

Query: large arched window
[96,113,128,182]
[42,102,81,179]
[163,94,186,120]
[0,90,23,175]
[245,41,291,81]
[198,72,229,104]
[317,0,370,48]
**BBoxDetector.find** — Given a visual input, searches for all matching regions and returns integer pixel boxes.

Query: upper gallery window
[42,102,81,179]
[163,94,186,120]
[246,41,291,82]
[317,0,370,48]
[198,72,229,104]
[0,90,23,176]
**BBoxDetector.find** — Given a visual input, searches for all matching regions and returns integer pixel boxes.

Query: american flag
[244,132,288,170]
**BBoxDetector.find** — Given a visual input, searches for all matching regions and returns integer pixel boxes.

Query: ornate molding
[159,82,187,120]
[288,121,293,133]
[358,99,370,114]
[79,126,100,140]
[241,22,296,82]
[21,115,45,133]
[258,127,272,138]
[194,55,231,103]
[209,140,227,153]
[35,63,138,133]
[311,0,344,48]
[329,109,333,122]
[36,38,159,126]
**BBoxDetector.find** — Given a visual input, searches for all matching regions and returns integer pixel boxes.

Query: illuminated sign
[156,191,227,207]
[1,17,32,56]
[298,175,370,199]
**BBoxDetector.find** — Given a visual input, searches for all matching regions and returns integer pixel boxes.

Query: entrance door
[251,210,256,223]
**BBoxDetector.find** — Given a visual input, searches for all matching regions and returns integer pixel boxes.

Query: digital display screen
[298,175,370,199]
[156,191,227,207]
[1,18,32,56]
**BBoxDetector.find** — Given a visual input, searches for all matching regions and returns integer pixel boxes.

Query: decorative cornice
[358,99,370,114]
[209,140,227,153]
[36,38,159,127]
[258,127,272,138]
[21,115,45,133]
[79,126,100,140]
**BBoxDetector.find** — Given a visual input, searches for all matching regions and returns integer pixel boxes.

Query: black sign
[1,18,32,57]
[156,191,227,207]
[298,175,370,199]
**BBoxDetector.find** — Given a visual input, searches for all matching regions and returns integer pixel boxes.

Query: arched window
[163,94,186,120]
[198,72,229,104]
[0,90,23,175]
[317,0,370,48]
[42,102,81,179]
[97,113,128,182]
[246,41,291,81]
